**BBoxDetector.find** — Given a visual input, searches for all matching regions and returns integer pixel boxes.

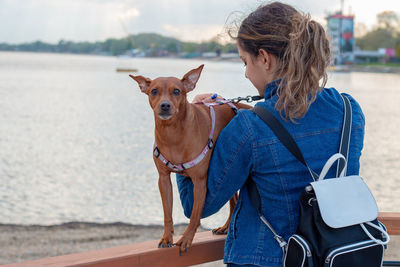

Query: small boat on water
[116,55,138,73]
[116,68,138,73]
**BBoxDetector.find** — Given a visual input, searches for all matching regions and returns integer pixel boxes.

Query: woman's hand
[192,93,225,104]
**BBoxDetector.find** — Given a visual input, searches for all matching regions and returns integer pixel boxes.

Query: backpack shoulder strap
[337,94,352,176]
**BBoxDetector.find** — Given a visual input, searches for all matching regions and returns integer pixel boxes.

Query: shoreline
[330,64,400,74]
[0,221,183,228]
[2,51,399,74]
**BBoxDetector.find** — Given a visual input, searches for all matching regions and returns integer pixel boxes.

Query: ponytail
[276,13,331,121]
[232,2,331,121]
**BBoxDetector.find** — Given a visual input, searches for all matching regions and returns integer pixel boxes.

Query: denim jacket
[176,80,365,266]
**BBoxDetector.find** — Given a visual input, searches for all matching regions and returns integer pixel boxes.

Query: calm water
[0,52,399,228]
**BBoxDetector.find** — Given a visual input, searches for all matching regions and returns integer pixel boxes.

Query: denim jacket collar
[264,78,281,100]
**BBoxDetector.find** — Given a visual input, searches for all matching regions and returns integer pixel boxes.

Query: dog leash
[228,95,264,103]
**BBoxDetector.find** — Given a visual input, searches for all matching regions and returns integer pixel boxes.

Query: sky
[0,0,399,44]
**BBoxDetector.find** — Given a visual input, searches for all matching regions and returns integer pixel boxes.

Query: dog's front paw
[158,234,174,248]
[175,233,194,253]
[212,225,228,235]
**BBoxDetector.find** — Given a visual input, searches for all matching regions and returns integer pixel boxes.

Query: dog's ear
[181,64,204,92]
[129,75,152,93]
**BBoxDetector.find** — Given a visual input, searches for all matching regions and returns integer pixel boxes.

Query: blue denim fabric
[227,264,260,267]
[176,80,365,267]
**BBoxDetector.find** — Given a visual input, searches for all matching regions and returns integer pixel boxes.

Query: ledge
[2,212,399,267]
[379,212,400,235]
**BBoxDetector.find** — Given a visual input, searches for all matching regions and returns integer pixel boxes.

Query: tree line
[0,33,237,56]
[355,10,400,57]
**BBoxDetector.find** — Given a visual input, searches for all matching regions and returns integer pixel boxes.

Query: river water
[0,51,399,229]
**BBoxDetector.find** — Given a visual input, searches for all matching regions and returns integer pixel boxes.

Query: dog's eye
[173,89,180,96]
[151,88,158,96]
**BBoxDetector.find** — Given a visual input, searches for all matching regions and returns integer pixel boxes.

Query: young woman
[177,2,365,266]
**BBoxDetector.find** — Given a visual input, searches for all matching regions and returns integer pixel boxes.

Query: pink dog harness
[153,100,238,173]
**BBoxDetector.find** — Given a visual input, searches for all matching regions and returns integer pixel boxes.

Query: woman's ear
[258,49,271,71]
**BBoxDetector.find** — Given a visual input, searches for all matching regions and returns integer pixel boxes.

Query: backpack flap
[310,175,378,228]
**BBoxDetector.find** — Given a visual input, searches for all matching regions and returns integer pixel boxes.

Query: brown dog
[130,65,248,252]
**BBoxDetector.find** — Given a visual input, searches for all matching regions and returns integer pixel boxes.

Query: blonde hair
[229,2,331,121]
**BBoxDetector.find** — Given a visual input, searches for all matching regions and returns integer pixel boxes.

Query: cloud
[120,8,140,19]
[0,0,143,43]
[0,0,399,44]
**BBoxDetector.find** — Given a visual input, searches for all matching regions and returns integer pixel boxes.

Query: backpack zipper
[324,240,376,265]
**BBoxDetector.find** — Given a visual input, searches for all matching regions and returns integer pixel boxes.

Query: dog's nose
[160,102,171,111]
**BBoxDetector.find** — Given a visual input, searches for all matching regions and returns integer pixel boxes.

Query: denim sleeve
[176,111,253,218]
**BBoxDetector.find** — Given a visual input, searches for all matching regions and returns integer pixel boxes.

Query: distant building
[326,13,355,65]
[353,49,386,63]
[353,48,397,64]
